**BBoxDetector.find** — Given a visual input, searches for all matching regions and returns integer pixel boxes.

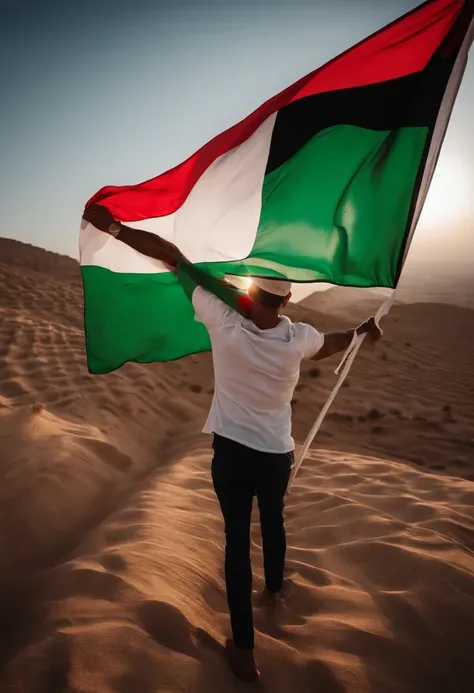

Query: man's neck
[249,306,281,330]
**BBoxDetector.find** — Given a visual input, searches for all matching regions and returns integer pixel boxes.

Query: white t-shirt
[192,286,325,453]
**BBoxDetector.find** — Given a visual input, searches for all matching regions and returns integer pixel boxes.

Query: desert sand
[1,236,474,692]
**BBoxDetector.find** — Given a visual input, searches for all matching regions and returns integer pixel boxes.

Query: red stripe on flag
[87,0,466,222]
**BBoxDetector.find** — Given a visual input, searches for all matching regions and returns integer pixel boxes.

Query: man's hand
[311,317,383,362]
[82,204,115,233]
[357,317,383,343]
[82,203,181,269]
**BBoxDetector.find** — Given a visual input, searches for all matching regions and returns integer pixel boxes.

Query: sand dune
[1,238,474,692]
[396,257,474,310]
[298,285,391,319]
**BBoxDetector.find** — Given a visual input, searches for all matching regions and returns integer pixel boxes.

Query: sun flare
[418,160,470,230]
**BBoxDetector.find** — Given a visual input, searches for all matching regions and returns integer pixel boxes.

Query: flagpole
[287,294,393,492]
[288,12,474,493]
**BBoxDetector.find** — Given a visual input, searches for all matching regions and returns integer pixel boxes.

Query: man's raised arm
[82,203,181,270]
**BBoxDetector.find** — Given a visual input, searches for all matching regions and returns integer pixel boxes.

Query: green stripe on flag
[82,261,251,373]
[81,267,211,374]
[214,124,429,286]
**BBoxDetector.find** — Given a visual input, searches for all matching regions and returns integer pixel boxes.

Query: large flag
[81,0,473,374]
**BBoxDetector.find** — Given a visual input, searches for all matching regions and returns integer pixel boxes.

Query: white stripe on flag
[80,114,277,273]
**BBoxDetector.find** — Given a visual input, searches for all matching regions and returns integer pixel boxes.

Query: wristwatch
[108,222,122,238]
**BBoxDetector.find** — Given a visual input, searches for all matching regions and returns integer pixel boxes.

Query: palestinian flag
[81,0,474,374]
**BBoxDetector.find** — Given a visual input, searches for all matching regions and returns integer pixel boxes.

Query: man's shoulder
[290,319,320,334]
[289,320,325,357]
[192,286,242,328]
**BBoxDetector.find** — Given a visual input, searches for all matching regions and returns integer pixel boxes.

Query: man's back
[192,287,324,453]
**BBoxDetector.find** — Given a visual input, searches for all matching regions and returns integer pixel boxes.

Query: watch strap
[108,222,122,238]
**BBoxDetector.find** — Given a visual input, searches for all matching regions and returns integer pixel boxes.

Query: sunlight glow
[225,275,253,291]
[418,160,470,231]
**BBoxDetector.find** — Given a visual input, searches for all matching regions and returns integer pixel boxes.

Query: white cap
[251,277,292,297]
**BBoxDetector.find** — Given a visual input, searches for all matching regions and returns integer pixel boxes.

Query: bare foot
[257,577,292,609]
[225,640,260,682]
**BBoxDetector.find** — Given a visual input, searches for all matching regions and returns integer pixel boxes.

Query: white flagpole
[288,14,474,493]
[287,294,393,492]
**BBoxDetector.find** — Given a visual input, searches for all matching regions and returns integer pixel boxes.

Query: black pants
[211,434,293,649]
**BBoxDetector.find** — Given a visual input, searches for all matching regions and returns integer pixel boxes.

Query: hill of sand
[298,286,391,319]
[1,237,474,692]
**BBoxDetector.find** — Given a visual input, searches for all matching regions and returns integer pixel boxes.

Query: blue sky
[1,0,473,261]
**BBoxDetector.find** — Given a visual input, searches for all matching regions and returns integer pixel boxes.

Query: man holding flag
[82,202,382,681]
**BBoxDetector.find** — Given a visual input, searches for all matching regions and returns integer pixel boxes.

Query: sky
[1,0,473,267]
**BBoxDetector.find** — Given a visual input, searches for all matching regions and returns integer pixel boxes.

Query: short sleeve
[192,286,240,329]
[297,323,325,359]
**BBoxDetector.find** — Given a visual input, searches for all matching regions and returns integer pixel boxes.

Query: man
[83,204,382,682]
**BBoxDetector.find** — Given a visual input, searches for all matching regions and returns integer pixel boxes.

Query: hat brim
[250,278,292,297]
